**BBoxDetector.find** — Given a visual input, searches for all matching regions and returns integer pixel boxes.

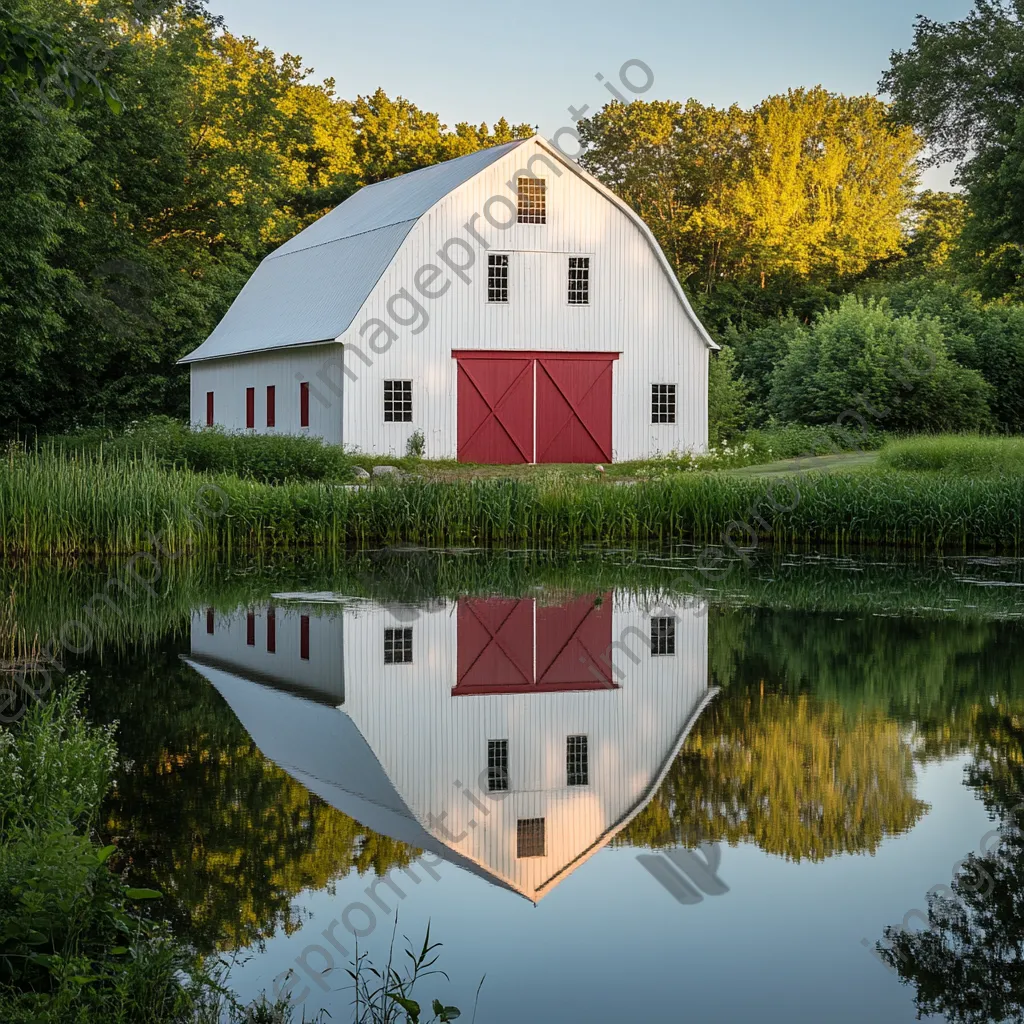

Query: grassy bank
[2,444,1023,555]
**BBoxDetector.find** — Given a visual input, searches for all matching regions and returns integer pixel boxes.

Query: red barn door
[454,352,616,465]
[455,598,534,694]
[535,356,614,464]
[456,355,534,464]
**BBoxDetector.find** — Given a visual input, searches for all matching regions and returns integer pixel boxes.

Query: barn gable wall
[336,139,709,460]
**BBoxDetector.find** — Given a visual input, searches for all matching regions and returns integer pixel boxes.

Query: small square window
[488,254,509,303]
[487,739,509,792]
[384,627,413,664]
[517,817,546,858]
[568,257,589,305]
[651,617,676,656]
[652,384,676,424]
[517,177,546,224]
[566,735,588,786]
[384,380,412,423]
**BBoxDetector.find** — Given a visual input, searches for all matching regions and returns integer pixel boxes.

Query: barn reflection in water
[185,590,714,902]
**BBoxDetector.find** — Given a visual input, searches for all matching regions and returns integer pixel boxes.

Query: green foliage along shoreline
[2,446,1022,556]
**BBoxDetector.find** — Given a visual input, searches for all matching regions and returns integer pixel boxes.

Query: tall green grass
[879,435,1024,476]
[2,447,1023,555]
[44,416,355,484]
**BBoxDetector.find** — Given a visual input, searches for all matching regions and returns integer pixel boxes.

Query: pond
[13,549,1024,1023]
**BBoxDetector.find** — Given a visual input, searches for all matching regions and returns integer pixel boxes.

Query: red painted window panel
[246,611,255,646]
[205,607,214,634]
[453,593,616,695]
[266,608,276,653]
[205,392,214,427]
[300,382,310,427]
[456,357,534,464]
[300,615,310,661]
[245,387,255,429]
[535,357,613,464]
[266,385,275,427]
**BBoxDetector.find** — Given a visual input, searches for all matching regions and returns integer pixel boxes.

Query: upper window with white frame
[568,257,590,305]
[516,177,546,224]
[652,384,676,424]
[487,254,509,303]
[384,380,412,422]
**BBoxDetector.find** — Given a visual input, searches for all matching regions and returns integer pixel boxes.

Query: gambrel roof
[179,136,716,364]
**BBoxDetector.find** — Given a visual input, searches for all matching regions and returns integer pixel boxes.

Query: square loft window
[568,257,590,305]
[517,177,546,224]
[488,254,509,302]
[651,616,676,656]
[487,739,509,792]
[384,380,412,423]
[652,383,676,424]
[566,735,589,786]
[517,817,546,858]
[384,627,413,664]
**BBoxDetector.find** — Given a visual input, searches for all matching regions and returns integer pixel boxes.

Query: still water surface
[38,550,1024,1022]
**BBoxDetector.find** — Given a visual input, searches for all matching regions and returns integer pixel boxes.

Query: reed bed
[2,448,1022,556]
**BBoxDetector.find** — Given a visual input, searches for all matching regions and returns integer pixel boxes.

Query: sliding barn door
[456,356,534,464]
[535,356,614,464]
[454,352,617,464]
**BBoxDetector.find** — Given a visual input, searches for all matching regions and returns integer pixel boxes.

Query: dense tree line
[0,0,530,435]
[2,0,1022,438]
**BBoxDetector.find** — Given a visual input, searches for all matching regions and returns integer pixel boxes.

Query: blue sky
[209,0,974,188]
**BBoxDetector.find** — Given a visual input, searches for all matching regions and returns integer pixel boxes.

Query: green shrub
[769,296,992,432]
[742,424,887,461]
[48,417,353,484]
[879,435,1024,476]
[708,346,748,445]
[724,316,806,423]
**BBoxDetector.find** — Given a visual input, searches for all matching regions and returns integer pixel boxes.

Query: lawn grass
[878,435,1024,476]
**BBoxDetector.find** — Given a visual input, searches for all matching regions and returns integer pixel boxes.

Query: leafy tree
[882,0,1024,297]
[768,296,991,431]
[707,345,748,443]
[722,316,805,423]
[906,191,968,274]
[578,90,919,311]
[87,647,419,953]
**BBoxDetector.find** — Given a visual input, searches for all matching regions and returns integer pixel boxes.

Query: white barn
[180,137,717,463]
[185,589,714,901]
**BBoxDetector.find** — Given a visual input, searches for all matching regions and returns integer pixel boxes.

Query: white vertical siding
[340,593,709,899]
[189,604,344,703]
[188,343,343,445]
